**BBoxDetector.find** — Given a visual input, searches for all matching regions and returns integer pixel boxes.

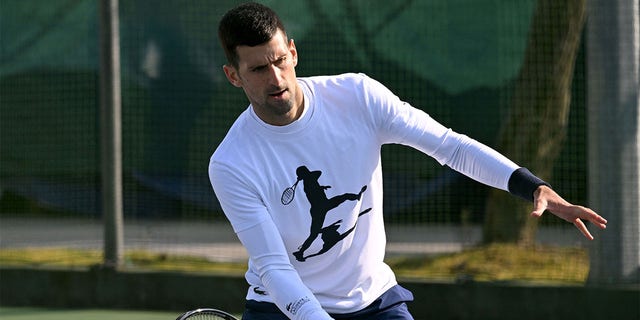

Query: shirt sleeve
[209,160,270,233]
[360,74,519,191]
[209,160,333,320]
[237,221,333,320]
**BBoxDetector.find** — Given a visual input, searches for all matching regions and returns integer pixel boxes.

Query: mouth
[268,88,288,99]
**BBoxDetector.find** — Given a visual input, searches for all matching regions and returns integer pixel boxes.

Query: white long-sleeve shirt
[209,73,519,319]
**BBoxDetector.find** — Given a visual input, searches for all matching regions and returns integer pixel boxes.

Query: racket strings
[281,187,295,205]
[184,314,228,320]
[281,179,299,205]
[178,308,238,320]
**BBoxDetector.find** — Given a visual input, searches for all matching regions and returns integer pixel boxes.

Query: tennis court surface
[0,306,243,320]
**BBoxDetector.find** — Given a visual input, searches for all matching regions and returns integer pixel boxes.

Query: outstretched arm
[531,185,607,240]
[359,75,608,240]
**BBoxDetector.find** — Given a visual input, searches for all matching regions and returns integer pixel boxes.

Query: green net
[0,0,605,282]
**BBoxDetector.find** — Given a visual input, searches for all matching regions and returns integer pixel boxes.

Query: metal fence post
[586,0,640,285]
[99,0,124,268]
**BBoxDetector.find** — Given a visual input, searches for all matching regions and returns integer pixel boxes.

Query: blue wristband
[507,167,551,202]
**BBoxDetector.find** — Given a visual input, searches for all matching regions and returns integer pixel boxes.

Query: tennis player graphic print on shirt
[283,165,371,262]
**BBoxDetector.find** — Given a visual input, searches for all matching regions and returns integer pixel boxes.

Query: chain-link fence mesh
[1,0,635,283]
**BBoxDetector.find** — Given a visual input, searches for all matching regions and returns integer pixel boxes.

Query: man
[208,2,607,320]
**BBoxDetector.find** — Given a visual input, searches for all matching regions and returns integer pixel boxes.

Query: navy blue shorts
[242,285,414,320]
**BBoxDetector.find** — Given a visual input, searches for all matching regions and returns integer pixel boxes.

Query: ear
[223,64,242,88]
[289,39,298,67]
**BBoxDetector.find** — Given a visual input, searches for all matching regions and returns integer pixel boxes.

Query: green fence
[0,0,626,285]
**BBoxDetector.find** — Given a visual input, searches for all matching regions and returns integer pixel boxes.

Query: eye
[274,56,287,66]
[251,65,267,73]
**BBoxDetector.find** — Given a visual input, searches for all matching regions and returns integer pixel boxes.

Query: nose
[267,64,283,87]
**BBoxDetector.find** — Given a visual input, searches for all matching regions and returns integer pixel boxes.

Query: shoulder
[209,109,251,165]
[298,73,388,104]
[298,73,374,90]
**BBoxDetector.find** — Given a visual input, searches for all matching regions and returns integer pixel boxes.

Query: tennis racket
[281,179,300,205]
[176,308,239,320]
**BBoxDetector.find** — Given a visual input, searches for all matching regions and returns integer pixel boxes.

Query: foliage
[0,244,588,284]
[387,243,588,284]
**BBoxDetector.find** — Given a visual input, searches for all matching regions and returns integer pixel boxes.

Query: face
[223,30,302,126]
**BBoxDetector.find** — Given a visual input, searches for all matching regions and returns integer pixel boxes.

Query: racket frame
[176,308,239,320]
[281,179,300,205]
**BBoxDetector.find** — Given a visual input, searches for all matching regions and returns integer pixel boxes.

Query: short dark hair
[218,2,287,68]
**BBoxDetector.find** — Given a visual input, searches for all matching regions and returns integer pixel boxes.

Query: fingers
[571,205,608,231]
[534,211,601,240]
[567,206,607,240]
[532,194,607,240]
[573,219,594,240]
[583,207,608,229]
[531,185,608,240]
[531,196,547,218]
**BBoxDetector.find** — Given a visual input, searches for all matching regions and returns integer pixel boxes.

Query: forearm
[237,221,332,320]
[375,98,519,190]
[261,268,333,320]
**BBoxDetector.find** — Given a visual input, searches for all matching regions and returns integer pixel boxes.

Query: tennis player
[208,2,607,319]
